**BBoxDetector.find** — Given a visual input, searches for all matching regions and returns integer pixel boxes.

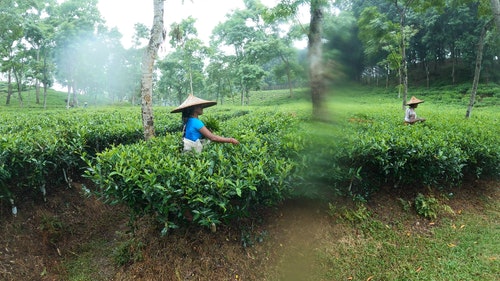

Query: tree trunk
[491,0,500,31]
[35,48,40,104]
[385,65,389,89]
[43,83,48,109]
[6,70,12,105]
[451,55,456,85]
[279,53,294,98]
[66,85,71,109]
[13,70,23,107]
[140,0,165,140]
[240,80,245,106]
[42,55,49,109]
[308,0,328,121]
[286,69,294,98]
[72,80,79,107]
[466,19,493,118]
[425,61,430,89]
[400,10,408,109]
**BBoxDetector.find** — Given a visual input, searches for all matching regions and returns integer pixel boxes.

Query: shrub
[414,193,439,220]
[298,108,499,200]
[83,112,302,234]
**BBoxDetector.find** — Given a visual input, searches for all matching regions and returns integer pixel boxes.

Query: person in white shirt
[404,96,426,124]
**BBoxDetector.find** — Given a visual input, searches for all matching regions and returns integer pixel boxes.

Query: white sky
[97,0,284,48]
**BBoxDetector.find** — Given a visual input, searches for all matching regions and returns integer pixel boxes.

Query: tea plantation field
[1,84,498,228]
[0,83,498,280]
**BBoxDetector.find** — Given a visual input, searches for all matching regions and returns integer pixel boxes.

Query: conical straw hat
[170,94,217,113]
[407,96,424,105]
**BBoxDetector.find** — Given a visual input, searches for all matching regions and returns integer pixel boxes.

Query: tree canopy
[0,0,498,111]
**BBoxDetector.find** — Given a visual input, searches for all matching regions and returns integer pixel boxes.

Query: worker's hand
[228,138,239,145]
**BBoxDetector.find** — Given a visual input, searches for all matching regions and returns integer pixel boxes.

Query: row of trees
[351,0,499,111]
[1,0,498,113]
[0,0,147,109]
[0,0,308,110]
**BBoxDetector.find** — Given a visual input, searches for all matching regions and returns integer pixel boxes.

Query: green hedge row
[83,111,301,233]
[1,102,498,228]
[0,106,261,208]
[0,108,148,204]
[300,110,499,199]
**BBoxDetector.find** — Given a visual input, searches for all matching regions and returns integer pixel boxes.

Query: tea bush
[83,111,302,233]
[0,108,146,205]
[1,86,498,224]
[300,108,499,199]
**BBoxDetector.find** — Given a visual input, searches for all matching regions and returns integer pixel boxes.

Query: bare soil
[0,179,498,281]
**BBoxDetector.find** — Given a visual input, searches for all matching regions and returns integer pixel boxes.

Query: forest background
[1,0,499,111]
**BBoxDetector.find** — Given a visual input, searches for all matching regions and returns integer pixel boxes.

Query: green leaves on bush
[299,109,499,200]
[83,112,301,234]
[414,193,439,220]
[0,108,145,203]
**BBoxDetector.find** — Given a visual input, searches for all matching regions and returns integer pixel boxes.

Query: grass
[0,83,113,110]
[62,239,117,281]
[318,200,499,280]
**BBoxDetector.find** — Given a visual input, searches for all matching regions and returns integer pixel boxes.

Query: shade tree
[0,0,28,105]
[265,0,331,120]
[211,2,271,105]
[167,16,208,99]
[51,0,104,108]
[205,48,236,104]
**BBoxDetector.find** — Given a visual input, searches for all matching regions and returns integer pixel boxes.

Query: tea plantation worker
[171,94,239,153]
[404,96,426,124]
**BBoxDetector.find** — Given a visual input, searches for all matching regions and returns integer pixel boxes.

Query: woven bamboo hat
[407,96,424,105]
[170,94,217,113]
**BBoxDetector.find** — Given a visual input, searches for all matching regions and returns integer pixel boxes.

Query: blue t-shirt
[184,117,205,141]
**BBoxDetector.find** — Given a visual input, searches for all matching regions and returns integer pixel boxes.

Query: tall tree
[168,16,206,97]
[205,47,237,104]
[267,36,303,97]
[27,15,56,108]
[52,0,104,108]
[140,0,165,140]
[323,11,364,82]
[357,6,401,88]
[392,0,416,108]
[0,0,25,105]
[308,0,329,120]
[265,0,330,120]
[466,18,493,118]
[157,50,194,104]
[466,0,498,118]
[492,0,500,30]
[211,4,268,105]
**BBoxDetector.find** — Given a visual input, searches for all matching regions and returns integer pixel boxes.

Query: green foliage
[201,114,220,132]
[113,236,144,266]
[83,111,302,233]
[0,108,144,203]
[414,193,440,219]
[0,85,498,234]
[329,203,372,224]
[299,101,499,200]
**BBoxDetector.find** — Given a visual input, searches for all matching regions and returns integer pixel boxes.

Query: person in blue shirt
[171,94,239,152]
